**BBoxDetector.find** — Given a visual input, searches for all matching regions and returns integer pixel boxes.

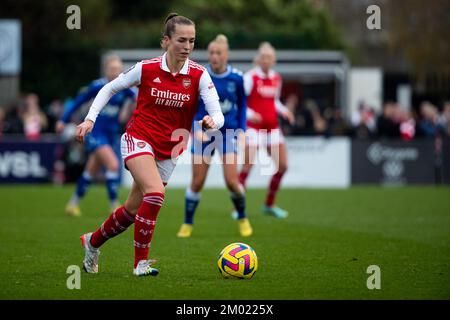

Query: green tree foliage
[0,0,343,105]
[172,0,344,49]
[386,0,450,75]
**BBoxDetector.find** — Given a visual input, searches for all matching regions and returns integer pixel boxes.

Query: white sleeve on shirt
[244,71,256,120]
[85,62,142,123]
[275,99,288,114]
[243,71,253,96]
[274,77,288,115]
[199,70,224,129]
[246,107,257,119]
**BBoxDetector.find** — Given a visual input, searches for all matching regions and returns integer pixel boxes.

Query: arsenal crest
[182,78,191,88]
[137,141,146,148]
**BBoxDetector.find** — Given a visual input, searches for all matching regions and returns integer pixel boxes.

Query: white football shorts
[120,133,176,184]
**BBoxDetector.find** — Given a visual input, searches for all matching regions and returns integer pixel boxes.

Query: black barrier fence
[0,136,65,183]
[1,136,450,185]
[351,139,448,185]
[442,139,450,184]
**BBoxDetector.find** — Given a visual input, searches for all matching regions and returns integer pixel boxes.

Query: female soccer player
[177,34,252,238]
[76,13,224,277]
[56,55,135,216]
[238,42,294,218]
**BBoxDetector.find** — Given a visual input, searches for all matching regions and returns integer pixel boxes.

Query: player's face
[166,24,196,62]
[258,51,275,73]
[208,42,228,73]
[105,59,124,81]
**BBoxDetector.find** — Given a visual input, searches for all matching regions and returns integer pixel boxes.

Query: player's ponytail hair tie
[161,13,195,50]
[164,13,179,25]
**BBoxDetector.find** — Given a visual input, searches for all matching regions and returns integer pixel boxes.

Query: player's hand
[237,130,246,149]
[249,112,262,124]
[198,115,216,130]
[281,109,295,125]
[75,120,94,143]
[55,120,66,134]
[194,130,210,142]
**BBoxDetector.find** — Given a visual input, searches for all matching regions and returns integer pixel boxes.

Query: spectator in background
[352,101,376,139]
[282,94,314,136]
[2,98,25,134]
[324,107,351,136]
[437,101,450,137]
[305,99,327,136]
[280,94,301,135]
[377,101,400,138]
[22,93,48,141]
[45,99,65,133]
[398,109,416,141]
[0,108,5,138]
[418,101,445,138]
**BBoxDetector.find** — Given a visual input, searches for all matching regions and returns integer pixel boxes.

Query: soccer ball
[217,242,258,279]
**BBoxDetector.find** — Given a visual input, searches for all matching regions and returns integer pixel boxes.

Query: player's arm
[275,78,295,125]
[236,76,247,132]
[118,88,137,124]
[56,84,98,133]
[236,76,247,147]
[243,71,262,123]
[76,62,142,142]
[198,71,224,130]
[191,103,210,142]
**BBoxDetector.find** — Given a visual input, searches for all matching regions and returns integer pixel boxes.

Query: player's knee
[278,162,288,174]
[191,180,204,193]
[225,178,239,192]
[124,203,138,215]
[142,183,165,196]
[107,160,120,172]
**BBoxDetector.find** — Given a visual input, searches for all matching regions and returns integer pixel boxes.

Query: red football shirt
[244,67,282,131]
[88,53,220,160]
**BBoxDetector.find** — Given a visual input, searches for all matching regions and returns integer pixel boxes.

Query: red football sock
[239,170,249,188]
[265,171,285,207]
[134,192,164,268]
[90,206,135,248]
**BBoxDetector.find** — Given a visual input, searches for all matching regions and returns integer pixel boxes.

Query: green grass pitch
[0,185,449,299]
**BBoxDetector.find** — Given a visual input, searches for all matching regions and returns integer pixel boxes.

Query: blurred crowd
[1,92,450,141]
[0,93,64,140]
[280,94,450,140]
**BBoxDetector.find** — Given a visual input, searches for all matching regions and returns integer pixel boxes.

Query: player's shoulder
[91,78,107,87]
[188,59,206,73]
[86,78,106,93]
[230,66,244,78]
[139,57,162,71]
[272,69,282,79]
[141,56,162,65]
[244,67,258,78]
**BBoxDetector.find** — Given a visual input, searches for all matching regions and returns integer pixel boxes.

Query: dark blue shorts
[84,132,117,153]
[190,129,238,156]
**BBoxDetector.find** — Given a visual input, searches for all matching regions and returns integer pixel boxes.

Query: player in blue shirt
[177,34,253,237]
[56,55,136,216]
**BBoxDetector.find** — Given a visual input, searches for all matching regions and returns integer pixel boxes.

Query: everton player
[76,13,224,277]
[56,55,135,216]
[177,34,252,238]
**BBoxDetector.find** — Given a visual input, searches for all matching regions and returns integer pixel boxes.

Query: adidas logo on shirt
[153,77,161,83]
